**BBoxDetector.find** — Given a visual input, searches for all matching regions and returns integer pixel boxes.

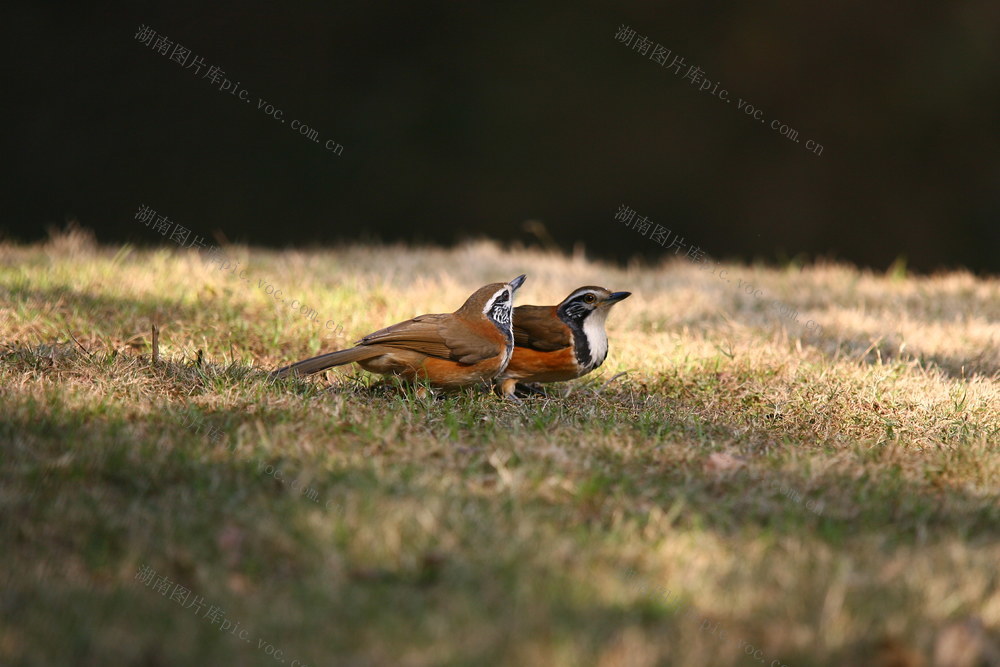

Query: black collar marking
[558,300,591,368]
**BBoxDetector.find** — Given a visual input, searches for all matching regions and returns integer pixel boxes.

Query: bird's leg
[514,382,547,398]
[499,378,519,399]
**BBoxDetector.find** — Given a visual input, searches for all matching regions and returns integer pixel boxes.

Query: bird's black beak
[605,291,631,304]
[508,274,527,292]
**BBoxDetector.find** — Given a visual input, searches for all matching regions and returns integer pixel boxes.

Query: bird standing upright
[497,286,630,397]
[272,275,526,390]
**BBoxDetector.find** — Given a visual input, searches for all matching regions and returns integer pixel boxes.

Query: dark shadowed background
[4,2,999,273]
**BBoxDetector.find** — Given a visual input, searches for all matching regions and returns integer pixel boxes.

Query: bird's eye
[583,294,596,303]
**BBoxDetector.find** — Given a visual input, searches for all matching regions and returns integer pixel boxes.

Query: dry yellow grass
[1,228,998,666]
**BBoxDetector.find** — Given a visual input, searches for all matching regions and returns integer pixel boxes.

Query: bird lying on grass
[273,275,526,390]
[498,286,631,398]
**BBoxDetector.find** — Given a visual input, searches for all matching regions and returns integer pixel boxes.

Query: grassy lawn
[1,229,998,666]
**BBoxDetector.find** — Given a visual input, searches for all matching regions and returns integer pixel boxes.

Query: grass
[1,228,998,666]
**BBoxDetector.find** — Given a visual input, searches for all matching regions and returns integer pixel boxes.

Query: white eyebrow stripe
[483,288,509,315]
[567,289,598,302]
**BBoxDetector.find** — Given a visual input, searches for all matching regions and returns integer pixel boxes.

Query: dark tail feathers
[271,346,379,378]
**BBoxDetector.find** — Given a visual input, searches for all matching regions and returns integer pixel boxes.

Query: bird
[272,275,526,390]
[497,286,631,397]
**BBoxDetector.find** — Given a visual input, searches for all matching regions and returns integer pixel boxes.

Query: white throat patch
[582,307,610,368]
